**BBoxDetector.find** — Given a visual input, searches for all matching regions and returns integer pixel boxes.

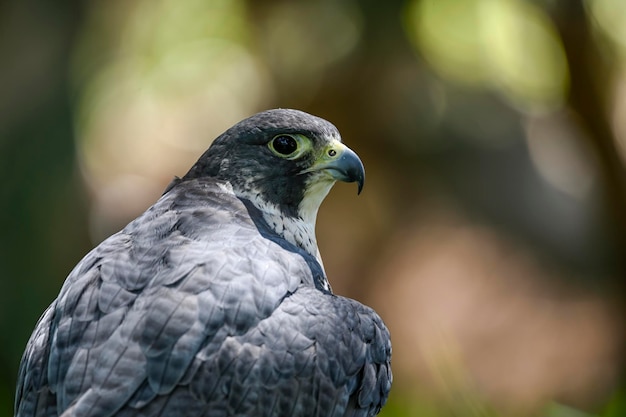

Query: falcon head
[183,109,364,224]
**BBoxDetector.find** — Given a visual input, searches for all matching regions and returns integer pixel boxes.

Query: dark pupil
[273,135,297,155]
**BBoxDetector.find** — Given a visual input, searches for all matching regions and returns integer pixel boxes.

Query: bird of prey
[15,109,392,417]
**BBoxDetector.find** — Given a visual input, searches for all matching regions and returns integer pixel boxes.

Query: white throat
[226,178,336,269]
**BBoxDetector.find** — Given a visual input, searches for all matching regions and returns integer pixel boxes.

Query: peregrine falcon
[15,109,392,417]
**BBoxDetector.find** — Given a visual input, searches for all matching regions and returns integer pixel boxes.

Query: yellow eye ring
[268,134,309,159]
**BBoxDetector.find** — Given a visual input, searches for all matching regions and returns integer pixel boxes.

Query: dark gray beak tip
[324,145,365,194]
[341,148,365,195]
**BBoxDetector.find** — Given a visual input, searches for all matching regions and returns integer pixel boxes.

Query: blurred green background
[1,0,625,416]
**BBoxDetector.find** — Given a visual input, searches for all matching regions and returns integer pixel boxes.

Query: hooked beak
[302,141,365,194]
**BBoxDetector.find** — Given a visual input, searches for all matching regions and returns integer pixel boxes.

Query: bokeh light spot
[405,0,488,85]
[482,0,569,111]
[258,1,363,100]
[404,0,569,112]
[71,0,271,242]
[586,0,626,55]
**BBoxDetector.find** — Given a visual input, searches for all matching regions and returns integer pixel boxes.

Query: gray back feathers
[16,178,391,417]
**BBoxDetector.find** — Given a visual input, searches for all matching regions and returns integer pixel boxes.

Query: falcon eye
[272,135,297,155]
[269,134,300,158]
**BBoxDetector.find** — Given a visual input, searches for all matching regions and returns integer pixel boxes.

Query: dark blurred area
[1,0,625,416]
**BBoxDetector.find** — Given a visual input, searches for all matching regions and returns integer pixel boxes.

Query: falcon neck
[232,186,325,268]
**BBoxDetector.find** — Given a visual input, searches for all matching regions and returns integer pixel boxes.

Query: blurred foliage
[1,0,625,416]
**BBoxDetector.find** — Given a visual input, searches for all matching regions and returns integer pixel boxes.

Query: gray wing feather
[15,305,57,417]
[16,179,391,417]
